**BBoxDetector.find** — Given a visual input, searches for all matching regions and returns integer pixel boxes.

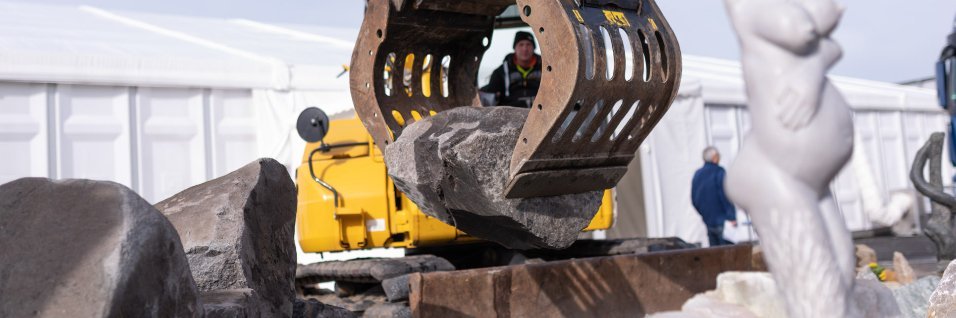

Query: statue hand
[775,82,823,130]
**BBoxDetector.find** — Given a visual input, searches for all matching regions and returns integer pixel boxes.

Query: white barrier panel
[0,82,264,203]
[135,87,207,202]
[210,89,257,180]
[56,85,132,187]
[877,112,908,192]
[0,82,48,185]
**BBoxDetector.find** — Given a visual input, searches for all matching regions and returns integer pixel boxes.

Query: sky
[10,0,956,83]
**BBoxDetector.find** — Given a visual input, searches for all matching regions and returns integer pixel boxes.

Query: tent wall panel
[135,87,207,202]
[675,104,951,243]
[209,89,258,180]
[0,82,49,185]
[832,162,867,231]
[876,111,908,193]
[55,85,132,187]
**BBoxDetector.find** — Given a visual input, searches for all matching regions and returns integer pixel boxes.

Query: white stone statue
[722,0,858,316]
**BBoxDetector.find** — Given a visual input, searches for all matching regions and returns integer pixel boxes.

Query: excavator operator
[480,31,542,108]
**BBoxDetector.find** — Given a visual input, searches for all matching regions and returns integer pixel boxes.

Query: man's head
[513,31,536,65]
[702,146,720,164]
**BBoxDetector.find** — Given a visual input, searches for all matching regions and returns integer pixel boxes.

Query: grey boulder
[382,274,411,302]
[385,106,603,250]
[202,289,260,318]
[0,178,201,317]
[893,275,940,318]
[853,278,903,317]
[929,259,956,317]
[156,158,297,317]
[293,298,357,318]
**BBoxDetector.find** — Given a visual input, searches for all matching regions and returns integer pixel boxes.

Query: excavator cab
[350,0,681,198]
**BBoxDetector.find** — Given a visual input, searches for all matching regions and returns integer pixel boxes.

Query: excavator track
[350,0,681,198]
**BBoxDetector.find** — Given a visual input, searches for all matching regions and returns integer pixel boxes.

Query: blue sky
[11,0,956,83]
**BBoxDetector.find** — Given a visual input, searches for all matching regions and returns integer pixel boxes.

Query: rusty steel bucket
[350,0,681,198]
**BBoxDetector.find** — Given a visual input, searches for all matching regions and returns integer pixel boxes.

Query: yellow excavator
[293,0,685,312]
[296,0,680,254]
[295,116,615,253]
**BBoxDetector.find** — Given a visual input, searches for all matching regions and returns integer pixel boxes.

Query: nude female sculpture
[723,0,858,316]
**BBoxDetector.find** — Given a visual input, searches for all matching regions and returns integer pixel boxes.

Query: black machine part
[296,107,331,143]
[938,15,956,110]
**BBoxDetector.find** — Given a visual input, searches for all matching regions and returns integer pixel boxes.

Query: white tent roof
[0,1,938,111]
[683,55,939,112]
[0,1,355,90]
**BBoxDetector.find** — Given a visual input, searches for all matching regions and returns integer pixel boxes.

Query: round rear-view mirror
[296,107,330,143]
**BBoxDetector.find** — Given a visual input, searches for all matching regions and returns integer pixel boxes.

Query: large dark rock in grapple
[0,178,200,317]
[385,106,603,250]
[156,158,297,317]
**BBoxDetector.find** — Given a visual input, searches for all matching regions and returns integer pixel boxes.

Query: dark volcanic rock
[293,298,357,318]
[381,274,411,302]
[308,291,387,313]
[0,178,201,317]
[296,255,455,284]
[156,158,297,317]
[202,289,259,318]
[385,106,603,249]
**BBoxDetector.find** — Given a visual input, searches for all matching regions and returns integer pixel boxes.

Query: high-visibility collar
[514,55,537,79]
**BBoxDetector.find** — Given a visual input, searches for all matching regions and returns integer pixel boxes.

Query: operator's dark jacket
[691,162,737,227]
[480,53,542,108]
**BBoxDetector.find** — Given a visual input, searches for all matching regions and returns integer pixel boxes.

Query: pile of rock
[0,158,354,317]
[295,254,455,317]
[385,106,604,250]
[651,248,950,318]
[650,271,903,317]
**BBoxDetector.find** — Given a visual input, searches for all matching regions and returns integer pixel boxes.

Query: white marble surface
[722,0,859,316]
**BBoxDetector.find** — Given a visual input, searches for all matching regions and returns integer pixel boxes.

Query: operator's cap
[513,31,536,49]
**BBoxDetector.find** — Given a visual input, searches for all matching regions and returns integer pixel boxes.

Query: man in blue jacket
[691,146,737,247]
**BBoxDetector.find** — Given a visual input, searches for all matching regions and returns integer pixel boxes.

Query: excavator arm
[350,0,681,198]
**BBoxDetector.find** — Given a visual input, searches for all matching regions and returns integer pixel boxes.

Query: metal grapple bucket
[350,0,681,198]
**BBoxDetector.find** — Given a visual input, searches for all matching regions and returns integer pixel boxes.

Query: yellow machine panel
[297,118,614,253]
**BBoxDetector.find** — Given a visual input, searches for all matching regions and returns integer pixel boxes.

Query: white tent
[620,56,949,246]
[0,1,356,203]
[0,1,947,249]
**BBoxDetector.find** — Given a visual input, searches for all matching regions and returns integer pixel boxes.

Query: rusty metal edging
[409,245,752,318]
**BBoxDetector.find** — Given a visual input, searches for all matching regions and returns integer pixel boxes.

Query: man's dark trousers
[707,225,732,247]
